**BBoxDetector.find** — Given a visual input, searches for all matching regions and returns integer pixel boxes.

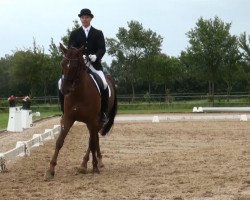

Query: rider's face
[80,15,92,28]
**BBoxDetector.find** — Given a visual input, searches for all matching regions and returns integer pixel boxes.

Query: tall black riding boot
[101,87,109,125]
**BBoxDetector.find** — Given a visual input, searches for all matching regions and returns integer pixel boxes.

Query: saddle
[87,68,104,95]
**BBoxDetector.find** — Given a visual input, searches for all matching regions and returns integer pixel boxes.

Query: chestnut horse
[45,44,117,180]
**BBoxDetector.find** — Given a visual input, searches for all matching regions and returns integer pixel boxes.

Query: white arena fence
[0,125,60,172]
[115,114,249,122]
[193,106,250,113]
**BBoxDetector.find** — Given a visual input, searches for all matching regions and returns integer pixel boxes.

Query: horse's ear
[60,43,68,54]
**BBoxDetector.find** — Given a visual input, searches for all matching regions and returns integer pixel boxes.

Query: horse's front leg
[78,146,90,174]
[44,117,74,180]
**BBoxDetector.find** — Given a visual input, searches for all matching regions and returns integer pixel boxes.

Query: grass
[0,111,61,130]
[1,98,250,130]
[0,113,8,130]
[0,104,191,130]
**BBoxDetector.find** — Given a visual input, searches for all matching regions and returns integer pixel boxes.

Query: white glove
[89,54,97,62]
[83,55,87,60]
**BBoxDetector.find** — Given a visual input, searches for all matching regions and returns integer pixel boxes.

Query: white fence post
[32,134,44,146]
[0,153,8,173]
[0,124,60,171]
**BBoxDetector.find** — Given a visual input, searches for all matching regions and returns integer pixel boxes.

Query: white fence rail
[0,125,60,172]
[193,106,250,113]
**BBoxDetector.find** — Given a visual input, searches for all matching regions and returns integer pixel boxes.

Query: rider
[67,8,109,125]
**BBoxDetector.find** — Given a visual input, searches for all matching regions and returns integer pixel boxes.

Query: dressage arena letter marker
[152,116,160,123]
[197,107,203,112]
[192,107,198,112]
[240,114,248,121]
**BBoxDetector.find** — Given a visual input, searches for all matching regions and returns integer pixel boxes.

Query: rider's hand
[83,55,87,60]
[89,54,97,62]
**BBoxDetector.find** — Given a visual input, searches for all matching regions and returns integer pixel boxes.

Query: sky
[0,0,250,63]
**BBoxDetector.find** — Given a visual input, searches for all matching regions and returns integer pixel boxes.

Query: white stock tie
[85,29,89,38]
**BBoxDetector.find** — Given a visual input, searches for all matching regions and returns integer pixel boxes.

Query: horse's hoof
[98,163,104,168]
[93,167,100,174]
[98,160,104,168]
[44,170,55,181]
[77,166,87,174]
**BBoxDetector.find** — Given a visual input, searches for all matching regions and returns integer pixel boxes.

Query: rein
[64,56,79,61]
[62,56,85,89]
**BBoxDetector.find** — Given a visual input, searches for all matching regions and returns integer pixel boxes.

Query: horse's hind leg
[44,118,74,180]
[97,134,104,168]
[79,134,103,174]
[91,133,100,173]
[86,124,100,173]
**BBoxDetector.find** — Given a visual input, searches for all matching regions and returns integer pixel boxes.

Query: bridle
[63,56,80,81]
[62,55,85,90]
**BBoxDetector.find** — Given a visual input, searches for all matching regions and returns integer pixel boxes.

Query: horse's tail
[101,77,117,136]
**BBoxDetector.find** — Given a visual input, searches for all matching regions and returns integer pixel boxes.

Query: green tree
[151,54,182,93]
[221,35,242,98]
[239,32,250,90]
[0,56,12,97]
[106,20,163,99]
[139,29,163,94]
[185,16,240,102]
[47,20,80,97]
[239,32,250,62]
[11,40,45,96]
[48,20,80,72]
[61,20,81,47]
[48,38,64,87]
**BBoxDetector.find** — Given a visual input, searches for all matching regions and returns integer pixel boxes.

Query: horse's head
[60,43,85,95]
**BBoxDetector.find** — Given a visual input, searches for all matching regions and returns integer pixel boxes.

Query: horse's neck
[73,71,90,97]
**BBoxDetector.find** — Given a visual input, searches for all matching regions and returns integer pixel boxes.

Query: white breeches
[58,78,62,90]
[88,64,108,90]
